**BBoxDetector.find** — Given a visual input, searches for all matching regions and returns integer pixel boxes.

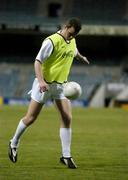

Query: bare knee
[23,115,37,126]
[61,113,72,128]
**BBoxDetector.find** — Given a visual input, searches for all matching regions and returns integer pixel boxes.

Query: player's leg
[11,99,43,145]
[9,99,43,163]
[55,98,72,128]
[55,99,77,168]
[8,77,50,163]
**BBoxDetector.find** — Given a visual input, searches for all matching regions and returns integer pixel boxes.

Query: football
[64,81,82,100]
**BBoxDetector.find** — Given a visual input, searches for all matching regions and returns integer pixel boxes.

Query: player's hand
[39,81,49,92]
[83,56,90,64]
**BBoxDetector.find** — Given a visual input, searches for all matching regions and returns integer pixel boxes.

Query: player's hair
[65,17,82,34]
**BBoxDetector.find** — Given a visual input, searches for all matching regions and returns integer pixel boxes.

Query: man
[8,17,89,169]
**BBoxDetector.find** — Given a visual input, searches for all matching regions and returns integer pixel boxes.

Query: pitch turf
[0,105,128,180]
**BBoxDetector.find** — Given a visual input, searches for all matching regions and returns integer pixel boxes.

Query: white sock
[11,119,27,146]
[60,128,72,158]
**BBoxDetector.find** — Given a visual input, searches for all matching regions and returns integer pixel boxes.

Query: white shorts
[31,78,66,104]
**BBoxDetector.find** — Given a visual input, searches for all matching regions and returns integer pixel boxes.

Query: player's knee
[24,115,37,126]
[63,114,72,127]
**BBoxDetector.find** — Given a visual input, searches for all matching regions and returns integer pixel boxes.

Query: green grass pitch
[0,105,128,180]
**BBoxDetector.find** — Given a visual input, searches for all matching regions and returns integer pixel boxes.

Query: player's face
[67,27,78,40]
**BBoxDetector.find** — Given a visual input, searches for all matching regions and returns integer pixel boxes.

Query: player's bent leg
[23,99,43,126]
[8,99,43,163]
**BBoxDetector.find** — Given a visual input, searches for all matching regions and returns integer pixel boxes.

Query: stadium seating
[0,1,127,101]
[0,61,123,100]
[0,62,34,98]
[0,0,127,30]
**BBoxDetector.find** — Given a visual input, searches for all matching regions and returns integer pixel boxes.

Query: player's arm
[34,39,53,92]
[34,60,48,92]
[75,49,90,64]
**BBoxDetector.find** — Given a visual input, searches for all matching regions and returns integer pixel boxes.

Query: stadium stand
[71,0,128,24]
[0,61,123,101]
[0,0,127,29]
[0,0,127,106]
